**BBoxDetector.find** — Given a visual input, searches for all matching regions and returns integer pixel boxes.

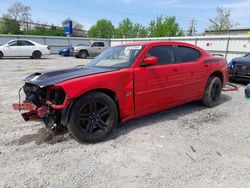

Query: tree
[23,26,65,36]
[148,15,184,37]
[114,18,148,38]
[7,2,31,30]
[208,7,237,30]
[0,15,21,34]
[88,19,114,38]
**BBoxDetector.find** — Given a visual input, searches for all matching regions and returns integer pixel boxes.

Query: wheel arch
[33,49,42,53]
[61,88,120,127]
[0,50,4,57]
[209,71,224,84]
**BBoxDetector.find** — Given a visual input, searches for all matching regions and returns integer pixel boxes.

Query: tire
[32,51,42,59]
[68,92,118,143]
[202,76,222,107]
[77,50,88,58]
[0,51,3,59]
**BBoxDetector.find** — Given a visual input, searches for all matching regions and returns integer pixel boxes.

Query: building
[205,27,250,36]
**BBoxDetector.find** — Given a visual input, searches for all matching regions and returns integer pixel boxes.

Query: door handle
[204,64,208,67]
[173,68,178,72]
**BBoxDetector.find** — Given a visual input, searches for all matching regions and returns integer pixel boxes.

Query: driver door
[134,45,183,116]
[3,40,19,56]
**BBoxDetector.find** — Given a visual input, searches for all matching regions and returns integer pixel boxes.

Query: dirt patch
[180,111,229,129]
[14,128,69,145]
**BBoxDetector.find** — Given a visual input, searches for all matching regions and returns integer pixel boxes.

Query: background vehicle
[73,41,108,58]
[229,53,250,83]
[59,44,87,57]
[13,41,229,143]
[246,84,250,98]
[59,47,72,56]
[0,39,50,59]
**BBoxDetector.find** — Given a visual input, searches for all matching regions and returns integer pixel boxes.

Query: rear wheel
[32,51,42,59]
[202,76,222,107]
[68,92,118,143]
[0,51,3,59]
[77,50,88,58]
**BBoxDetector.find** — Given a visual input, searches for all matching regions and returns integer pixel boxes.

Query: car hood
[24,66,119,87]
[232,57,250,66]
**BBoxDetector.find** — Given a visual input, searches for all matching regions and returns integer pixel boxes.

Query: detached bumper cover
[12,102,46,121]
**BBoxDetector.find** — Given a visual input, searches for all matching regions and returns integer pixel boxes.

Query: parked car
[59,47,72,56]
[229,53,250,82]
[73,41,108,58]
[59,44,88,57]
[246,84,250,98]
[0,39,50,59]
[12,41,229,143]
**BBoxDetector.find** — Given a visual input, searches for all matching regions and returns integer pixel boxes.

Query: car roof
[116,41,206,53]
[117,41,196,47]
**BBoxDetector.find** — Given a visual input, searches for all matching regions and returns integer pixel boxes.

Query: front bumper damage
[12,84,72,129]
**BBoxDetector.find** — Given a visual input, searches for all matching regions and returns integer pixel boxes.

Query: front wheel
[77,50,88,58]
[32,51,42,59]
[68,92,118,143]
[202,76,222,107]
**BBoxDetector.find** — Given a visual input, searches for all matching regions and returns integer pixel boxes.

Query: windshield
[86,45,143,68]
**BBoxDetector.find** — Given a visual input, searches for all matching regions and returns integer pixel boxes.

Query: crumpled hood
[24,66,119,87]
[232,57,250,66]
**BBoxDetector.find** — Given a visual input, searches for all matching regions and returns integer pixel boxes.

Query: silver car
[73,41,108,58]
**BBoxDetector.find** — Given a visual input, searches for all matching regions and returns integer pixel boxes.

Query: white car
[0,39,50,59]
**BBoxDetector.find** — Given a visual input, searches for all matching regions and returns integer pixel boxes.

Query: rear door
[18,40,35,56]
[89,42,105,56]
[174,45,206,100]
[134,45,183,115]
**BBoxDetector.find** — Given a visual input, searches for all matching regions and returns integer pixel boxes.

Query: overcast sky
[0,0,250,33]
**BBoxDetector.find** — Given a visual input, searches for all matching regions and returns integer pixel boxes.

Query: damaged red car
[13,41,229,143]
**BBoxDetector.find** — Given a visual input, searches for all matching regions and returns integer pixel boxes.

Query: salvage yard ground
[0,55,250,188]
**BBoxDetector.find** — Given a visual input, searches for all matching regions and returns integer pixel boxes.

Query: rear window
[92,42,105,47]
[19,40,35,46]
[175,46,201,63]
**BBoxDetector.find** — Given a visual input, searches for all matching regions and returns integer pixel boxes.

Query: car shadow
[110,93,232,141]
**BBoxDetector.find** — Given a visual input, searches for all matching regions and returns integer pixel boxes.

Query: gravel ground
[0,55,250,188]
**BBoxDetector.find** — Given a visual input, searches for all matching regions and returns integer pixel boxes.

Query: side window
[91,42,98,47]
[175,46,201,63]
[8,41,18,46]
[19,40,35,46]
[98,42,104,47]
[146,46,175,65]
[92,42,105,47]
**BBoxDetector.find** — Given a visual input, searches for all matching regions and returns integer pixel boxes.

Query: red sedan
[13,41,229,143]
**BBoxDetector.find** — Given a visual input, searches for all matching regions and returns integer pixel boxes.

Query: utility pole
[187,19,197,36]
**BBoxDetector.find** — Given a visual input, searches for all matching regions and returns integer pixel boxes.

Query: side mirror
[143,56,158,66]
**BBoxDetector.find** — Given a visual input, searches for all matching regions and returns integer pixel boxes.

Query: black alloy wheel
[68,92,118,143]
